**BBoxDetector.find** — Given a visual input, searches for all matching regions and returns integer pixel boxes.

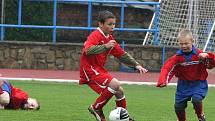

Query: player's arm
[86,40,116,55]
[119,52,148,74]
[86,45,108,55]
[157,55,177,87]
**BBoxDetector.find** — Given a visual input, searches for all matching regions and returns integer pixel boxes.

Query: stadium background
[0,0,214,79]
[0,0,173,72]
[1,0,155,43]
[0,1,215,121]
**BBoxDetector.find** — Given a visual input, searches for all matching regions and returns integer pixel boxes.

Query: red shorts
[87,73,113,94]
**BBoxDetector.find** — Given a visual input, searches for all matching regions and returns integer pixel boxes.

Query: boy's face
[99,18,116,35]
[178,35,193,52]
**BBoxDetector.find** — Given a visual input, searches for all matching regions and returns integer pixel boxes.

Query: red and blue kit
[0,81,28,109]
[157,46,215,103]
[79,28,125,92]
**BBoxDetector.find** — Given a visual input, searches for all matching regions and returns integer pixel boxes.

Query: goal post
[203,20,215,52]
[144,0,215,52]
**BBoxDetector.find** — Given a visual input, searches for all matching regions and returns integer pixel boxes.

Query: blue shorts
[1,81,12,95]
[175,80,208,104]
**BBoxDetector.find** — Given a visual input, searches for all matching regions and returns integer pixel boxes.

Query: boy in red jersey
[157,29,215,121]
[0,80,40,110]
[79,10,148,121]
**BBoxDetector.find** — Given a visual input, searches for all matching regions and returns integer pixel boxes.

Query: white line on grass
[0,77,215,87]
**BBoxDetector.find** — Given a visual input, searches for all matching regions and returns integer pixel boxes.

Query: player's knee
[0,91,10,105]
[174,102,187,111]
[192,97,202,105]
[115,87,124,97]
[192,97,202,103]
[109,78,121,91]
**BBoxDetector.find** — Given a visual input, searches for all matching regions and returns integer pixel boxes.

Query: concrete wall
[0,41,178,71]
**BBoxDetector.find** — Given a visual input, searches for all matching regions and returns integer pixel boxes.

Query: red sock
[175,110,186,121]
[92,87,115,110]
[115,96,126,109]
[193,102,204,119]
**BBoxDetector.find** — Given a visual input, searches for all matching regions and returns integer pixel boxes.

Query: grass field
[0,80,214,121]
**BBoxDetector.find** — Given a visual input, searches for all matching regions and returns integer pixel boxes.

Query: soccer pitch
[0,81,214,121]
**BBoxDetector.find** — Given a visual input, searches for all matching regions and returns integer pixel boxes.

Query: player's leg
[192,98,205,121]
[89,74,116,110]
[108,79,126,108]
[115,86,126,108]
[0,91,10,105]
[88,81,109,121]
[174,101,187,121]
[109,80,135,121]
[191,80,208,121]
[90,78,121,111]
[0,81,11,106]
[175,80,192,121]
[87,73,115,121]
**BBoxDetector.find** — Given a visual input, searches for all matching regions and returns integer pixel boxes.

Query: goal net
[144,0,215,52]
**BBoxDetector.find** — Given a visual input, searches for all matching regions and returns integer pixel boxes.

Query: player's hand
[104,40,116,49]
[135,65,148,74]
[198,53,208,60]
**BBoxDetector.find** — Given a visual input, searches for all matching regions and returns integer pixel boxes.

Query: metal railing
[0,0,160,44]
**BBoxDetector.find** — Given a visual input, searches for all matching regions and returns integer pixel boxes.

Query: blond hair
[178,29,193,38]
[178,29,195,43]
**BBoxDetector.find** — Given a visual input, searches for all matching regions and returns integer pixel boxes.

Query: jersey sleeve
[119,52,140,67]
[83,34,99,53]
[157,55,178,87]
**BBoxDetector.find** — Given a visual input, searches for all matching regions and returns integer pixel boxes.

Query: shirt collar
[176,45,198,55]
[97,27,109,38]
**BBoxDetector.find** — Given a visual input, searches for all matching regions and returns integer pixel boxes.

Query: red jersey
[157,46,215,87]
[5,85,28,109]
[79,29,125,84]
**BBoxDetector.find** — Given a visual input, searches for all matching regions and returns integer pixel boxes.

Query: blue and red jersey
[157,46,215,87]
[79,28,125,84]
[1,81,28,109]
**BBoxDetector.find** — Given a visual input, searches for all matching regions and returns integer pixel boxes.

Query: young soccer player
[0,80,40,110]
[157,29,215,121]
[79,10,148,121]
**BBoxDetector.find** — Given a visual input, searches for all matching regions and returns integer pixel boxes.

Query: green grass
[0,80,214,121]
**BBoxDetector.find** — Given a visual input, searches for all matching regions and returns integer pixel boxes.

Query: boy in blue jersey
[157,29,215,121]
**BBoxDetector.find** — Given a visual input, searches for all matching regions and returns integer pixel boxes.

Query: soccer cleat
[199,118,206,121]
[198,115,206,121]
[88,105,106,121]
[197,113,206,121]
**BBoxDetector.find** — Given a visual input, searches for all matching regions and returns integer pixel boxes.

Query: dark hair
[97,10,116,23]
